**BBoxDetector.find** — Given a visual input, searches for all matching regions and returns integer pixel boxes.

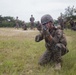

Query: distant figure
[15,16,19,29]
[69,18,74,29]
[58,17,64,30]
[22,21,27,30]
[30,15,35,29]
[36,21,42,32]
[63,19,67,30]
[72,22,76,31]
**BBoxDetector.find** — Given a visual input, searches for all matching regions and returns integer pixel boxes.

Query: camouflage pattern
[35,27,69,65]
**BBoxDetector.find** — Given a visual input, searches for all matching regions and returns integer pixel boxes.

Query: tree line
[0,6,76,28]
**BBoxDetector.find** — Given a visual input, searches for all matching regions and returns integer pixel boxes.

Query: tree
[64,6,76,17]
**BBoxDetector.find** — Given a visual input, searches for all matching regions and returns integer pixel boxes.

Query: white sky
[0,0,76,22]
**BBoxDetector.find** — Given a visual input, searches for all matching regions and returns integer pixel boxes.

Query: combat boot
[54,62,61,71]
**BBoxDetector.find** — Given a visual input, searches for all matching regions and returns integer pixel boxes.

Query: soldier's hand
[35,35,40,42]
[42,27,50,37]
[45,30,50,37]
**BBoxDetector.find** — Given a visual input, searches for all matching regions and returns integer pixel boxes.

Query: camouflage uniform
[35,14,69,67]
[35,27,68,65]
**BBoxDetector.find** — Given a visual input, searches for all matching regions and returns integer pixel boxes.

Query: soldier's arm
[46,29,63,44]
[30,18,31,21]
[35,33,43,42]
[50,29,63,44]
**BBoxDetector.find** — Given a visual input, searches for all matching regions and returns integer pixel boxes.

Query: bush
[0,21,15,27]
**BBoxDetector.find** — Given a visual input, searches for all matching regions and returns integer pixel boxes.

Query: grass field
[0,28,76,75]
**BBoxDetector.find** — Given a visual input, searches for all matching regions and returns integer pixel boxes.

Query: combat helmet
[41,14,53,25]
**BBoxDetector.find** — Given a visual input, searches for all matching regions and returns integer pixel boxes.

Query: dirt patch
[66,35,72,42]
[0,28,39,37]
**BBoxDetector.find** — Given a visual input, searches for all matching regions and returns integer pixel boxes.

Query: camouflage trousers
[38,43,69,65]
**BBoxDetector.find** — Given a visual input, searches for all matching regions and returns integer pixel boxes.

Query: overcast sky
[0,0,76,22]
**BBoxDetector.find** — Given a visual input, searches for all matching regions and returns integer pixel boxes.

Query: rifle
[42,25,49,36]
[42,25,52,41]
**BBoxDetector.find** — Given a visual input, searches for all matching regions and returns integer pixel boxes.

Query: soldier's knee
[38,56,49,66]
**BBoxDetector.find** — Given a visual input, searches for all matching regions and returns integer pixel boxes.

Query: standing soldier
[30,15,35,29]
[15,16,19,29]
[58,16,64,30]
[69,18,74,30]
[35,14,69,70]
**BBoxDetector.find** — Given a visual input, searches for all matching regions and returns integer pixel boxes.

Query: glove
[35,35,40,42]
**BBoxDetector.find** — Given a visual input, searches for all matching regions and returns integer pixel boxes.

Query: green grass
[0,28,76,75]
